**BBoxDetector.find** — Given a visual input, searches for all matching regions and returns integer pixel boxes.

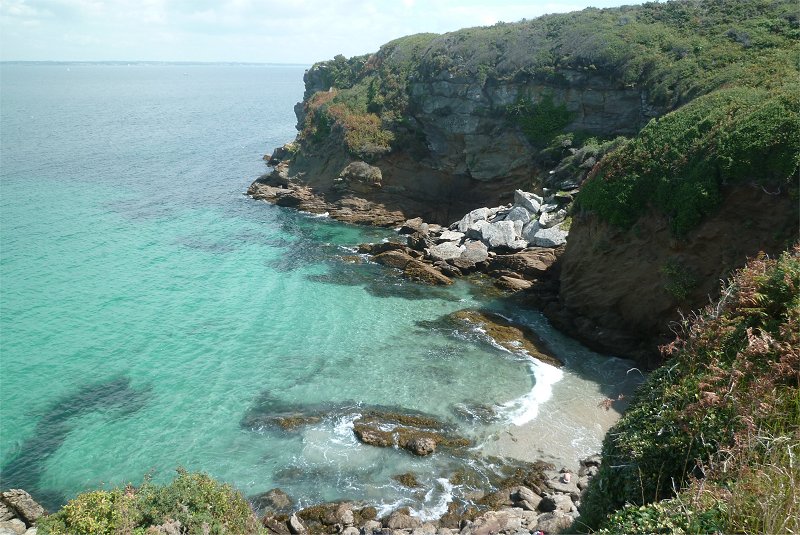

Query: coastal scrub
[579,245,800,532]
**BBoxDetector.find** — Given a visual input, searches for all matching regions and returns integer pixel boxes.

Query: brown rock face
[373,250,453,286]
[556,185,797,366]
[350,412,469,456]
[489,249,559,278]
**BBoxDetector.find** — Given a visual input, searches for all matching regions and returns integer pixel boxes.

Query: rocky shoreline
[253,453,601,535]
[249,161,573,297]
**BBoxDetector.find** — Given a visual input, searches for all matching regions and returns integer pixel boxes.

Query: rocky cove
[236,52,649,535]
[233,2,799,530]
[234,0,799,530]
[8,0,799,532]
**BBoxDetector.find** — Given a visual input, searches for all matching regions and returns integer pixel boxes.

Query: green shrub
[37,490,136,535]
[596,497,726,534]
[38,469,261,535]
[661,258,697,300]
[507,94,574,145]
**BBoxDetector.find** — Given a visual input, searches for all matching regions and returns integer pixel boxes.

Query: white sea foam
[415,478,455,521]
[330,412,360,445]
[465,316,565,426]
[499,358,564,426]
[299,210,330,218]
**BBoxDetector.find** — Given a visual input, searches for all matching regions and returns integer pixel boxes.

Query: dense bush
[507,94,574,145]
[575,84,800,235]
[579,245,800,531]
[38,469,261,535]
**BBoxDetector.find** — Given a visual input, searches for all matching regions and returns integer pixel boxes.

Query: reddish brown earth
[544,184,798,367]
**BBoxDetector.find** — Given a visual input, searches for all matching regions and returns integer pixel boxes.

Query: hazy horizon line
[0,60,312,67]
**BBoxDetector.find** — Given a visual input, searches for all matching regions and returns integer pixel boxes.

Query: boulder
[373,250,416,270]
[530,226,568,247]
[359,241,409,256]
[0,519,26,535]
[534,511,575,533]
[514,190,542,214]
[338,504,355,526]
[362,520,383,533]
[352,412,468,455]
[435,261,462,278]
[521,221,540,243]
[456,208,490,233]
[537,494,574,514]
[399,217,427,235]
[495,276,533,292]
[438,230,465,243]
[539,209,567,229]
[539,202,560,214]
[460,241,489,264]
[411,523,437,535]
[503,206,531,226]
[408,231,435,251]
[451,310,561,366]
[252,488,294,514]
[0,504,13,523]
[373,251,453,285]
[489,249,557,278]
[544,472,580,496]
[262,514,292,534]
[342,528,360,535]
[464,219,490,240]
[336,161,383,193]
[288,514,307,535]
[404,260,453,286]
[0,491,44,526]
[479,221,518,249]
[403,437,436,456]
[385,512,422,530]
[515,487,542,511]
[468,510,523,535]
[427,242,466,262]
[353,423,395,448]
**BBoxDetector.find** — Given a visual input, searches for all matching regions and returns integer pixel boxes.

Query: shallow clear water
[0,63,639,514]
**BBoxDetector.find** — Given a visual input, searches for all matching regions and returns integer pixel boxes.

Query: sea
[0,63,641,515]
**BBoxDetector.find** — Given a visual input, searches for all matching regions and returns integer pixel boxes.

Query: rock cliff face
[271,66,659,224]
[404,69,655,184]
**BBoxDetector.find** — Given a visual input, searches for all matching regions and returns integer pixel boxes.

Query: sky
[1,0,642,63]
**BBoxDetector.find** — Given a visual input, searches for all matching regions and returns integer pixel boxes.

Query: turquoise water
[0,63,638,515]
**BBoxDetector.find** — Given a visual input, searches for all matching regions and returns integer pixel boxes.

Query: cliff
[253,0,800,363]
